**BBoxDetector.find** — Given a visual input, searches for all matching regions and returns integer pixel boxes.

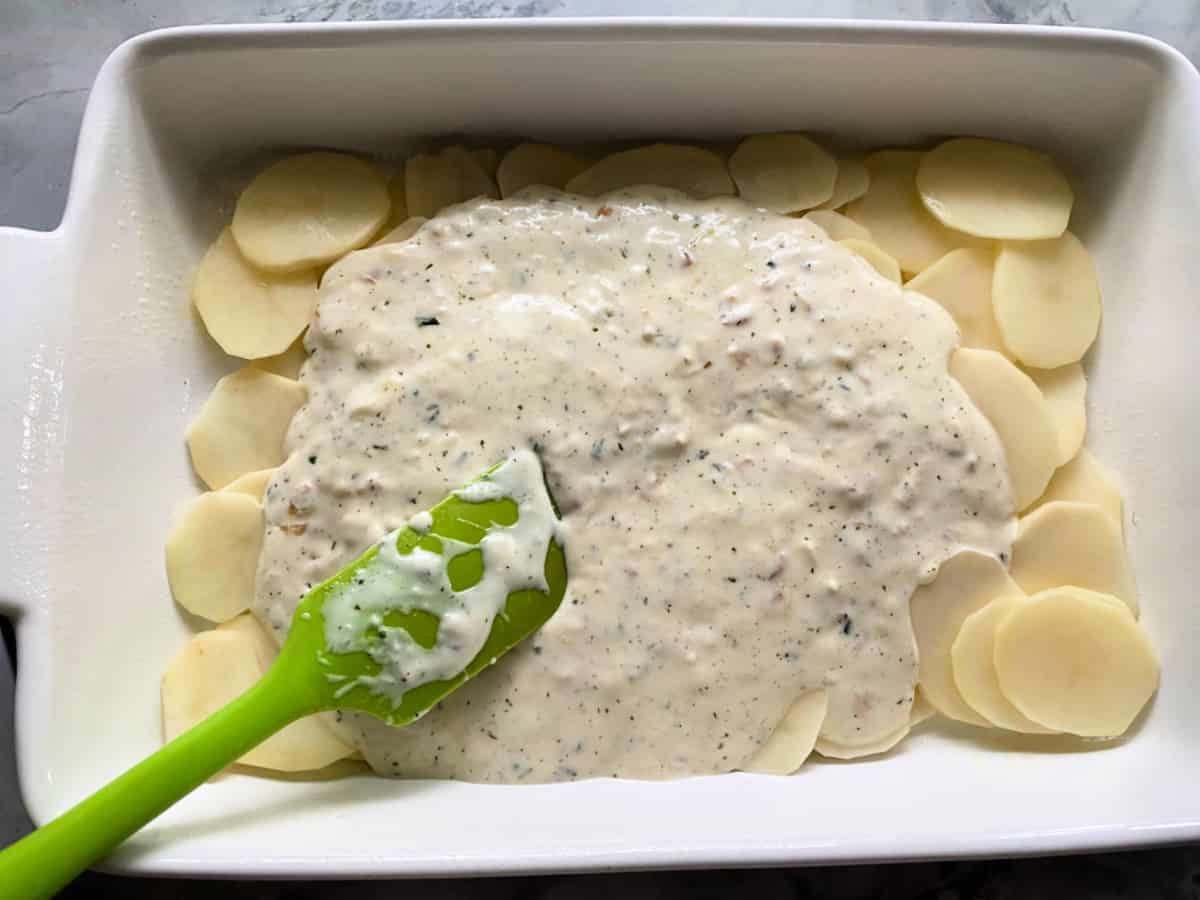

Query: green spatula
[0,451,566,900]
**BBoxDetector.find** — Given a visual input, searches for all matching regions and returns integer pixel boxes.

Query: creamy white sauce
[255,188,1013,782]
[319,450,559,704]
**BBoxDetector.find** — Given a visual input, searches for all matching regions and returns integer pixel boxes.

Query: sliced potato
[951,595,1055,733]
[1028,448,1123,526]
[215,613,357,768]
[839,238,902,284]
[386,171,408,226]
[252,337,308,380]
[916,138,1073,240]
[372,217,427,247]
[162,629,355,771]
[742,690,827,775]
[994,586,1158,737]
[801,209,871,242]
[186,367,307,490]
[993,232,1101,368]
[815,158,869,210]
[441,144,499,202]
[728,133,838,213]
[910,550,1022,726]
[471,147,499,177]
[231,152,389,273]
[906,248,1007,356]
[910,689,936,727]
[218,611,280,669]
[497,142,590,197]
[222,467,276,502]
[1027,363,1087,466]
[949,348,1059,510]
[165,491,263,622]
[1011,500,1138,615]
[240,719,356,774]
[844,150,984,275]
[192,229,318,361]
[815,724,908,759]
[405,152,464,219]
[565,144,734,199]
[163,630,259,737]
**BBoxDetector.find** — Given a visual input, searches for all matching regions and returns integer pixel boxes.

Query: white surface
[2,18,1200,876]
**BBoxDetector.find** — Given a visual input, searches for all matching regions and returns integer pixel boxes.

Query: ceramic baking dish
[2,18,1200,878]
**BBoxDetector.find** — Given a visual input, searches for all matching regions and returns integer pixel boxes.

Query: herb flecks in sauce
[256,189,1012,783]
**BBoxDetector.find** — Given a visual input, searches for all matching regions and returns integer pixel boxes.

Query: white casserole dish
[2,18,1200,877]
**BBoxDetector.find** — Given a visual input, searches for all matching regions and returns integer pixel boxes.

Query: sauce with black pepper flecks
[254,188,1013,782]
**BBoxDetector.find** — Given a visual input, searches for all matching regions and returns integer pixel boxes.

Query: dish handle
[0,225,67,621]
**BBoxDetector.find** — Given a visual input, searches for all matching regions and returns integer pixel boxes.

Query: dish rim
[43,16,1198,244]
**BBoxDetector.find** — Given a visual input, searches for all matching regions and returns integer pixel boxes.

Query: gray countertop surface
[3,1,1200,895]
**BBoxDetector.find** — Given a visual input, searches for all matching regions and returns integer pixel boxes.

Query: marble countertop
[2,1,1199,895]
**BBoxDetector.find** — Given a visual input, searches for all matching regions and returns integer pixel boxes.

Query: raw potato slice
[910,550,1023,726]
[949,348,1059,510]
[191,229,318,360]
[442,144,500,201]
[1027,363,1087,466]
[252,337,308,379]
[839,238,902,284]
[815,724,908,760]
[405,152,464,218]
[742,690,827,775]
[231,152,390,273]
[472,147,499,177]
[801,209,871,242]
[951,595,1055,733]
[162,630,355,771]
[1011,500,1138,614]
[186,367,307,490]
[845,150,983,275]
[815,158,869,210]
[165,491,263,622]
[216,613,359,767]
[910,690,936,727]
[728,133,838,213]
[222,467,276,502]
[565,144,735,199]
[497,143,590,197]
[386,171,408,226]
[917,138,1073,240]
[993,232,1101,368]
[372,217,427,246]
[163,630,257,737]
[906,248,1008,356]
[994,587,1158,737]
[218,611,280,670]
[1028,448,1123,526]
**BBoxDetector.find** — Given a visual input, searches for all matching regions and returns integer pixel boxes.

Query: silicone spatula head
[279,448,567,725]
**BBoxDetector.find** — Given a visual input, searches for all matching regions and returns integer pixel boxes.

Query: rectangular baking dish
[3,19,1200,877]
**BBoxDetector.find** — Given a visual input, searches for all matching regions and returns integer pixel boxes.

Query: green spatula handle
[0,658,319,900]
